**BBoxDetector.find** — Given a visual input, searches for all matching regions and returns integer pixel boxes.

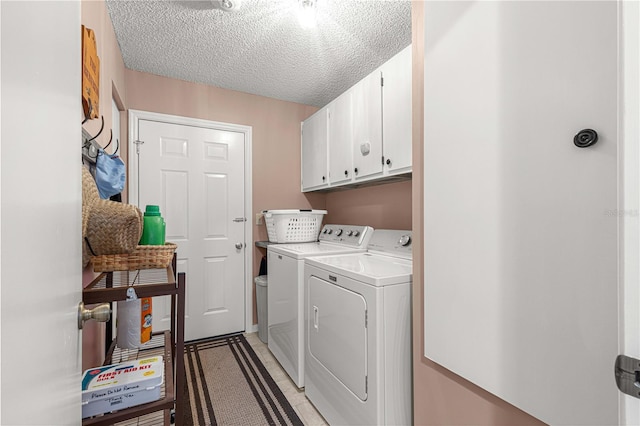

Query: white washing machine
[304,229,413,426]
[267,224,373,388]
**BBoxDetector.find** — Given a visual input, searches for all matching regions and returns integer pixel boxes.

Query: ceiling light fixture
[297,0,318,28]
[212,0,242,12]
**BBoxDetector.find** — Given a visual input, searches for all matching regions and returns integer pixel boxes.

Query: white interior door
[134,117,246,341]
[1,1,82,423]
[423,2,619,425]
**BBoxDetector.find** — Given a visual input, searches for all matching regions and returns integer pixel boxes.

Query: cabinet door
[352,71,383,180]
[381,45,412,175]
[301,109,329,191]
[328,90,353,186]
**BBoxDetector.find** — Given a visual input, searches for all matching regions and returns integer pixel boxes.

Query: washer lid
[305,252,412,287]
[268,242,366,259]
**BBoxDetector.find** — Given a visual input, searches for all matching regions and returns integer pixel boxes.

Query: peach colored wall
[411,3,542,424]
[324,181,411,230]
[124,69,325,322]
[81,0,127,157]
[81,0,129,370]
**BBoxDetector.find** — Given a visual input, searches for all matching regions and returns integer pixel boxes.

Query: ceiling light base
[211,0,242,12]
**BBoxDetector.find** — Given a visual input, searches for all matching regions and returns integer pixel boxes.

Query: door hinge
[134,139,145,154]
[233,217,247,222]
[615,355,640,399]
[381,156,385,165]
[381,75,384,87]
[365,375,368,393]
[365,310,368,328]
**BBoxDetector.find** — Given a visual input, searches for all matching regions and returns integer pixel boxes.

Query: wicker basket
[90,243,177,272]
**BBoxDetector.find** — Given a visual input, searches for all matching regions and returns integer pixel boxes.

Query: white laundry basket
[262,209,327,243]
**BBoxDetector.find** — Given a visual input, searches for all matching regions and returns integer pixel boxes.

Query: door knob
[78,302,111,330]
[235,243,244,249]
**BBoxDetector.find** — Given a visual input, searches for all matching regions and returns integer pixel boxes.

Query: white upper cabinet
[328,90,353,186]
[352,71,383,181]
[301,108,329,191]
[381,45,412,175]
[301,45,411,192]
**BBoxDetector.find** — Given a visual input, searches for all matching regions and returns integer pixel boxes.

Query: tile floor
[244,332,328,426]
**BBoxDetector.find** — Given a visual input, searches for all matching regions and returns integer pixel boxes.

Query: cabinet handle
[574,129,598,148]
[322,176,326,182]
[344,170,348,177]
[386,158,391,166]
[354,168,359,175]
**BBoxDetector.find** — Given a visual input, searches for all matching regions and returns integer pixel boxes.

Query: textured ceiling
[106,0,411,107]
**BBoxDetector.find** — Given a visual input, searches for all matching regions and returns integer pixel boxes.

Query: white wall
[423,2,619,424]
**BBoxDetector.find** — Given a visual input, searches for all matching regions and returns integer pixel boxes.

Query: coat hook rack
[82,100,94,125]
[82,115,108,164]
[100,130,119,156]
[103,129,113,151]
[87,115,104,142]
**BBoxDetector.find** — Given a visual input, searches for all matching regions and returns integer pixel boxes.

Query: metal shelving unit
[82,256,185,426]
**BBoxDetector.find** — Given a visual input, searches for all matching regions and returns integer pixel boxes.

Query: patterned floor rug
[184,334,303,426]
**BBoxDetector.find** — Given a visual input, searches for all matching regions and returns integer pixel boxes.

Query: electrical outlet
[256,213,264,226]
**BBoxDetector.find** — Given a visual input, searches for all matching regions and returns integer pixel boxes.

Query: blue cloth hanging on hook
[95,149,125,199]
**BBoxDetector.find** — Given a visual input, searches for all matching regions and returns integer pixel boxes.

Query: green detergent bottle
[139,205,166,245]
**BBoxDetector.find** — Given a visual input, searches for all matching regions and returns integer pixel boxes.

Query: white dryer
[304,229,413,426]
[267,224,373,388]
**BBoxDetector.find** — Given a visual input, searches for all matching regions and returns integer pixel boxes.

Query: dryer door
[308,275,368,400]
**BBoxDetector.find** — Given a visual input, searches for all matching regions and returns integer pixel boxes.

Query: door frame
[620,1,640,424]
[128,109,254,334]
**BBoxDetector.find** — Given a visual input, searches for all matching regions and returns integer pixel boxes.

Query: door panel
[137,119,245,341]
[328,90,353,186]
[2,1,82,423]
[203,257,227,314]
[301,110,329,191]
[163,170,189,239]
[352,71,383,180]
[308,276,367,400]
[381,45,412,174]
[423,2,618,424]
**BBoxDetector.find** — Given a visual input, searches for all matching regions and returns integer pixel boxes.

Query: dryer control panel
[366,229,413,259]
[319,225,373,248]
